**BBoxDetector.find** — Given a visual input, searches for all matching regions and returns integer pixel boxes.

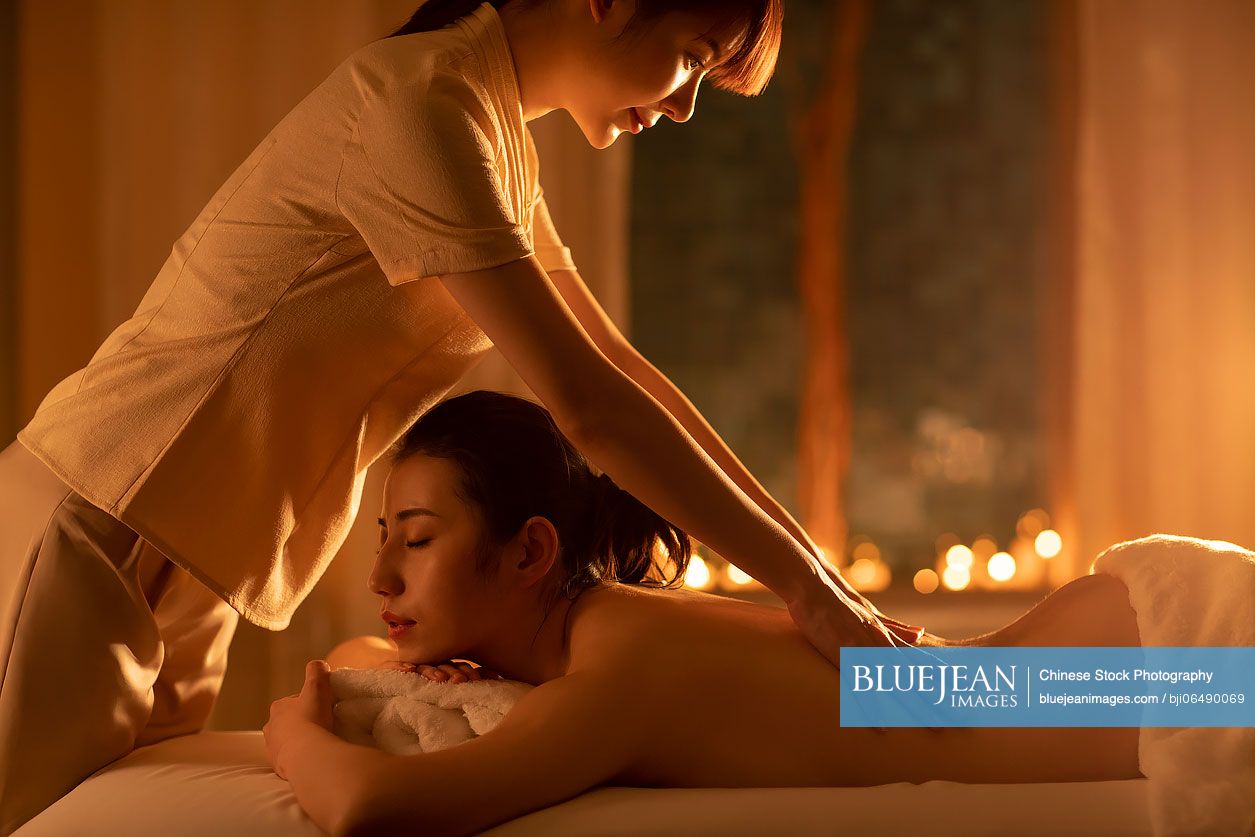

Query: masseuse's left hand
[797,532,925,645]
[263,659,335,781]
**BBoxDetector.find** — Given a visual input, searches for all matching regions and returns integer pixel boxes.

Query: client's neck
[466,583,603,686]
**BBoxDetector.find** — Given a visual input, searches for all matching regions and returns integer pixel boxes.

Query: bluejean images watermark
[839,647,1255,727]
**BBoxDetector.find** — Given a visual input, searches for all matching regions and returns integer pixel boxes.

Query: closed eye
[405,539,431,549]
[684,52,707,73]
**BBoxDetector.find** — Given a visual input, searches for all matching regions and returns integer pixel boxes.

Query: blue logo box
[839,646,1255,727]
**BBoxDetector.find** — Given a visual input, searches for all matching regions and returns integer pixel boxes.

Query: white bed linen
[17,731,1153,836]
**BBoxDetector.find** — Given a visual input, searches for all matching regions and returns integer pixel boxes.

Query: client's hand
[376,659,503,683]
[263,660,334,781]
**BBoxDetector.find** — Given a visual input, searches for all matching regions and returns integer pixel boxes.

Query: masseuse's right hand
[786,571,910,666]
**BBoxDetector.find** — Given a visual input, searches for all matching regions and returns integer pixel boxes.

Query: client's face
[368,454,506,665]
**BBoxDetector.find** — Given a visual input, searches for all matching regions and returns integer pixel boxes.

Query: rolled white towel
[1091,534,1255,837]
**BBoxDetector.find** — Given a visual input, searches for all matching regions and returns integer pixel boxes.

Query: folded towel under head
[329,668,534,756]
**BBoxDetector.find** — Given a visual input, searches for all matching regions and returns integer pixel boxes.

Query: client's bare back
[571,574,1144,788]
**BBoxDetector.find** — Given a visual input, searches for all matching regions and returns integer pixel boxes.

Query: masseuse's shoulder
[343,35,493,124]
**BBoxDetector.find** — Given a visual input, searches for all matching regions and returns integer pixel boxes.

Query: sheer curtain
[15,0,629,729]
[1049,0,1255,580]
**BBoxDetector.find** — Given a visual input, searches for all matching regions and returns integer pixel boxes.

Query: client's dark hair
[388,390,692,610]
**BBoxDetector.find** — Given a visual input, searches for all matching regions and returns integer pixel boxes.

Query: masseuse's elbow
[546,363,625,448]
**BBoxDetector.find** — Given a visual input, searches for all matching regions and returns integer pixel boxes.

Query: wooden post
[792,0,869,567]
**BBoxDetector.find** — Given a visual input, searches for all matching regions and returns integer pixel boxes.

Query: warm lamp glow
[848,557,877,588]
[847,549,891,591]
[942,563,971,590]
[944,544,974,568]
[1035,529,1063,559]
[913,568,940,594]
[972,535,997,560]
[684,555,712,589]
[1017,508,1050,539]
[934,532,961,554]
[852,541,881,563]
[987,551,1017,582]
[726,564,753,586]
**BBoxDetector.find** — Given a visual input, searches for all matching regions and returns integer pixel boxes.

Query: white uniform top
[18,2,577,629]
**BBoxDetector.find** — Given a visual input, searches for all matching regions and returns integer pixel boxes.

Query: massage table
[23,535,1254,835]
[17,730,1153,836]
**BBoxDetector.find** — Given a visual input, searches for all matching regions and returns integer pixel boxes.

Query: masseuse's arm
[545,269,823,571]
[548,267,920,642]
[429,256,897,653]
[341,673,635,836]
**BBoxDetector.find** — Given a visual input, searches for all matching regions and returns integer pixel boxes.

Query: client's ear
[509,516,561,587]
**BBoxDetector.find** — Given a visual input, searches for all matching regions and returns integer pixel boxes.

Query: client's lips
[387,622,414,639]
[381,609,417,626]
[628,107,643,134]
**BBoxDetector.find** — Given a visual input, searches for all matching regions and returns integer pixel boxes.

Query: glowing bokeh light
[1035,529,1063,559]
[942,564,971,590]
[971,535,998,560]
[987,551,1017,582]
[684,555,711,589]
[945,544,974,568]
[726,564,753,586]
[852,541,881,563]
[913,568,940,594]
[1017,509,1050,539]
[848,558,877,589]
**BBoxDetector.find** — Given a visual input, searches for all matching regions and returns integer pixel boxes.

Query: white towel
[328,668,534,755]
[1091,534,1255,837]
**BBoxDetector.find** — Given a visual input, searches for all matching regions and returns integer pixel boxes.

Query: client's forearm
[327,635,399,670]
[280,725,389,836]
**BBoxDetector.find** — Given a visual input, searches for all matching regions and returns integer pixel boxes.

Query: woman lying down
[262,390,1144,837]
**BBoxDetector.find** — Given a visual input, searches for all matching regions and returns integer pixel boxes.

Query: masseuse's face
[369,454,507,664]
[565,2,745,148]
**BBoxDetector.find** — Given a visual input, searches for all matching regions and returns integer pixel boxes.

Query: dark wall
[629,0,1049,572]
[0,0,16,445]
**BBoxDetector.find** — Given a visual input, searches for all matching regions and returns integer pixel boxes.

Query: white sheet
[18,731,1153,836]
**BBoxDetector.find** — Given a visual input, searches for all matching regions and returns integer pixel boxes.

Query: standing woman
[0,0,922,831]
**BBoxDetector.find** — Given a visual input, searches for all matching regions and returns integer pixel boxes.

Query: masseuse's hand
[263,660,334,781]
[786,571,910,665]
[814,550,925,645]
[792,531,925,645]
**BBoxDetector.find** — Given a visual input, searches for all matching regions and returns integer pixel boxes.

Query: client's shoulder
[563,583,685,669]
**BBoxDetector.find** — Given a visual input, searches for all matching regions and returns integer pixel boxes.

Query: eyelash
[685,53,707,72]
[375,537,431,554]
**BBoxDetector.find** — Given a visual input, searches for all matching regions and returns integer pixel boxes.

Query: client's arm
[340,672,637,837]
[327,636,398,670]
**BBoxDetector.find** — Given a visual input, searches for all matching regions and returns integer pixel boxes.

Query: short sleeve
[530,190,579,274]
[336,72,534,286]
